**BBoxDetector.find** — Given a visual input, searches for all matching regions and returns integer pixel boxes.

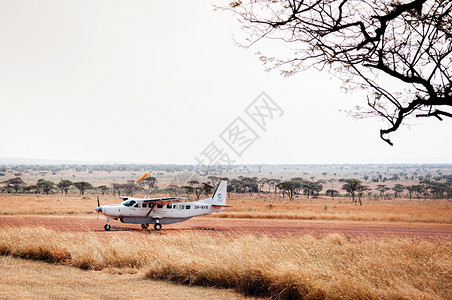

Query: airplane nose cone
[94,207,102,213]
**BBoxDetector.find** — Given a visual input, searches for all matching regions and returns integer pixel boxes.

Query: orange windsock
[136,172,151,183]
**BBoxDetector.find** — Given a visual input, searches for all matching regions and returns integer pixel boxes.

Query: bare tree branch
[223,0,452,145]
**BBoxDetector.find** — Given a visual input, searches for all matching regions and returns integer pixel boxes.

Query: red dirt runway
[0,215,451,238]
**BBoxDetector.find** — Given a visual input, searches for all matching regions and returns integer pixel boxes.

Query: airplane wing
[142,197,187,204]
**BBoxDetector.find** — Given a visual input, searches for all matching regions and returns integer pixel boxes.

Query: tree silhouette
[181,185,195,199]
[392,184,405,198]
[292,178,323,199]
[207,176,221,187]
[277,181,302,201]
[188,180,203,200]
[325,189,339,200]
[73,181,93,196]
[122,182,139,196]
[97,185,109,195]
[202,183,214,196]
[268,178,281,195]
[5,177,25,193]
[376,184,390,199]
[342,179,363,202]
[406,185,417,200]
[57,180,73,195]
[112,183,122,196]
[37,180,55,194]
[141,176,157,195]
[226,0,451,144]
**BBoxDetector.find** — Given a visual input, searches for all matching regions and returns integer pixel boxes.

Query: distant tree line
[0,178,95,196]
[2,173,451,204]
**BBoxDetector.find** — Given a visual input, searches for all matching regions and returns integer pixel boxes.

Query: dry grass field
[1,182,451,299]
[222,194,452,224]
[0,227,450,299]
[1,193,451,224]
[0,256,251,300]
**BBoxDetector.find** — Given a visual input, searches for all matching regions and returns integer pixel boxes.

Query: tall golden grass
[0,227,450,299]
[0,256,250,300]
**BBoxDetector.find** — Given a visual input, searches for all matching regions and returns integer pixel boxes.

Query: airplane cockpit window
[134,203,141,208]
[122,200,136,207]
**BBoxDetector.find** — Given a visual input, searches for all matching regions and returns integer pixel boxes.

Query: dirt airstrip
[0,215,451,238]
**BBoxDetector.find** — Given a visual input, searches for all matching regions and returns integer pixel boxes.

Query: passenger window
[167,205,172,209]
[157,204,163,208]
[186,205,190,209]
[142,203,147,208]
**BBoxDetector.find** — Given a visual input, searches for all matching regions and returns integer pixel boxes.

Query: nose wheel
[104,217,112,231]
[154,223,162,231]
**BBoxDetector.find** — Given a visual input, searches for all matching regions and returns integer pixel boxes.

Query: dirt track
[1,215,451,238]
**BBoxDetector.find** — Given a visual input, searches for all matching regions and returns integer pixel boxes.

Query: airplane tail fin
[209,180,228,206]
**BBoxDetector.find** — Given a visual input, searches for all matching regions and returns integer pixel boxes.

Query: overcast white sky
[0,0,451,165]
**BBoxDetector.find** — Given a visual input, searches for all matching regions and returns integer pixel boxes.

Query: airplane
[94,174,230,231]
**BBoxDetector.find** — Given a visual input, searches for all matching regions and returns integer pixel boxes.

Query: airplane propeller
[96,196,101,220]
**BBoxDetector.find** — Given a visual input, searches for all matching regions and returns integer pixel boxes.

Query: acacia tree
[140,176,157,195]
[73,181,93,196]
[207,176,221,187]
[406,185,417,200]
[325,189,339,200]
[268,178,281,195]
[376,184,390,199]
[356,185,371,205]
[188,180,203,200]
[37,180,55,194]
[97,185,109,195]
[181,185,195,199]
[122,182,139,196]
[202,183,214,196]
[57,180,73,195]
[112,183,122,196]
[6,177,25,193]
[226,0,451,145]
[277,181,303,201]
[392,184,405,198]
[342,179,362,203]
[291,177,322,198]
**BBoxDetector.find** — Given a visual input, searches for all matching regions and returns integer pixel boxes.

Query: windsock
[136,172,151,183]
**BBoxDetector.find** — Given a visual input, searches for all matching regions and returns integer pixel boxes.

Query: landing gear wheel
[141,223,149,230]
[104,224,111,231]
[154,223,162,231]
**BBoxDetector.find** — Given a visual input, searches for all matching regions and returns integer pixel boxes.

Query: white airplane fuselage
[100,199,226,224]
[95,180,230,230]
